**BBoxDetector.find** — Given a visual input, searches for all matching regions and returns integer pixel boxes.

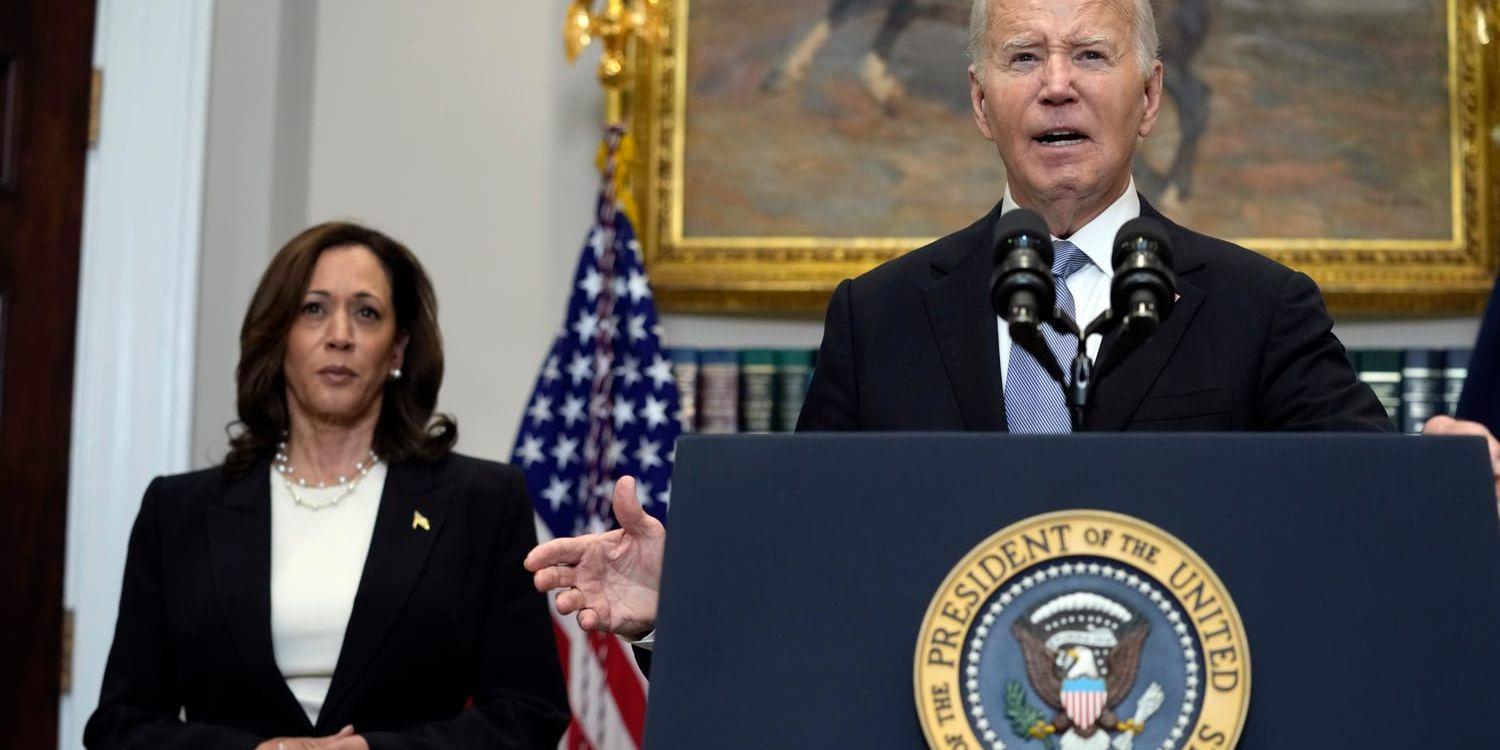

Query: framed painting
[624,0,1499,315]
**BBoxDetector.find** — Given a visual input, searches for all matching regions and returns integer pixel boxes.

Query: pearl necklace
[273,440,380,511]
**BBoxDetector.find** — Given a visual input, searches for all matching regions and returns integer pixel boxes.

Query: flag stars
[645,354,674,390]
[634,438,663,470]
[515,435,545,467]
[615,355,642,387]
[567,353,593,385]
[627,314,648,342]
[541,476,572,511]
[526,395,553,425]
[552,436,579,469]
[523,217,677,540]
[572,312,599,344]
[559,395,586,426]
[578,266,603,301]
[641,395,669,430]
[612,398,637,429]
[605,438,627,469]
[626,270,651,302]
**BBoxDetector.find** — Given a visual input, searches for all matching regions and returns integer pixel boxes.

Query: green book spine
[739,349,777,433]
[774,349,814,432]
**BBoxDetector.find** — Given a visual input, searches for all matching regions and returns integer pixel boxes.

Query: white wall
[189,0,1481,470]
[193,0,316,466]
[300,0,597,463]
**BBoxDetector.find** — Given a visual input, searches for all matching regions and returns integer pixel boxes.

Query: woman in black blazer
[85,223,568,749]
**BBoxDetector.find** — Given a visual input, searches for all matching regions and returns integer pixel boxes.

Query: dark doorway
[0,0,98,745]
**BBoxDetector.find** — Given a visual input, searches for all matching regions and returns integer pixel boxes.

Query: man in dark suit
[527,0,1492,638]
[797,197,1388,432]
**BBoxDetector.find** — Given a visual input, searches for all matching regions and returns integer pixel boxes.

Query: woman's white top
[269,462,387,725]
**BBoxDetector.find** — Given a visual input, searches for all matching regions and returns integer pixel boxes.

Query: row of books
[1351,348,1471,434]
[668,348,816,434]
[667,347,1475,435]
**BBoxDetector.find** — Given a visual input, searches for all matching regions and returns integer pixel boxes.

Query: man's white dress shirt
[996,179,1141,386]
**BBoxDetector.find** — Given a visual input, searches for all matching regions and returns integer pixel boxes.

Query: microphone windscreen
[993,208,1053,263]
[1111,217,1173,269]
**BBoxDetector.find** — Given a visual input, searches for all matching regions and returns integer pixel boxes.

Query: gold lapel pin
[412,510,430,531]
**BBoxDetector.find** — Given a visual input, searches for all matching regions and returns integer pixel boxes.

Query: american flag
[512,125,680,750]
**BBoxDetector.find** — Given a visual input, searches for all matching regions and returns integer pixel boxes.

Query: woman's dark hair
[222,221,457,477]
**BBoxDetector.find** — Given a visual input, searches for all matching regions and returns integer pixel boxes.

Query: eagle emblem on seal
[1011,592,1166,750]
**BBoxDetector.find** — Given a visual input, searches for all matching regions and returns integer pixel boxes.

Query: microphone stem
[1070,344,1092,431]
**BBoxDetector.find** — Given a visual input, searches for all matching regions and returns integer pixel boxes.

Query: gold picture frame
[625,0,1500,316]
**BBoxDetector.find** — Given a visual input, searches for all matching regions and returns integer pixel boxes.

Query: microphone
[989,208,1055,327]
[1109,217,1176,338]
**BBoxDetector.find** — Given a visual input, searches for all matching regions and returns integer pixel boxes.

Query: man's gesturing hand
[525,476,665,638]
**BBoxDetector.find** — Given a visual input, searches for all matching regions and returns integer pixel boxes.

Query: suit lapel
[1086,277,1205,429]
[204,461,311,730]
[1085,199,1210,430]
[922,205,1008,431]
[317,460,453,729]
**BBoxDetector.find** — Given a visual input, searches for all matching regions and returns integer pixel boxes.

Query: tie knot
[1051,239,1090,280]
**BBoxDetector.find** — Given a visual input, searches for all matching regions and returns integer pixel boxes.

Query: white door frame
[58,0,214,746]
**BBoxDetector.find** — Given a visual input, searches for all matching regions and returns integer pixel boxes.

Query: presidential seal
[915,511,1249,750]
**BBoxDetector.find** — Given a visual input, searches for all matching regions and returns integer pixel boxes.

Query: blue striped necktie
[1005,239,1091,433]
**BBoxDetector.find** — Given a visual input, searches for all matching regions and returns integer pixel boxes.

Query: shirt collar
[1000,178,1140,278]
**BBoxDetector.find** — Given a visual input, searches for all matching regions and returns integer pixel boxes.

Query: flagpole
[580,127,624,522]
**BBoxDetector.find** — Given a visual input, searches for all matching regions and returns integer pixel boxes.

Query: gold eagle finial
[562,0,665,125]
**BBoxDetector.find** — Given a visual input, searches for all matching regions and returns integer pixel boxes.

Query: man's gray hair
[968,0,1160,75]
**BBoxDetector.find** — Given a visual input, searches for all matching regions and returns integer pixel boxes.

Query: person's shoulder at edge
[1149,204,1300,293]
[141,465,235,510]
